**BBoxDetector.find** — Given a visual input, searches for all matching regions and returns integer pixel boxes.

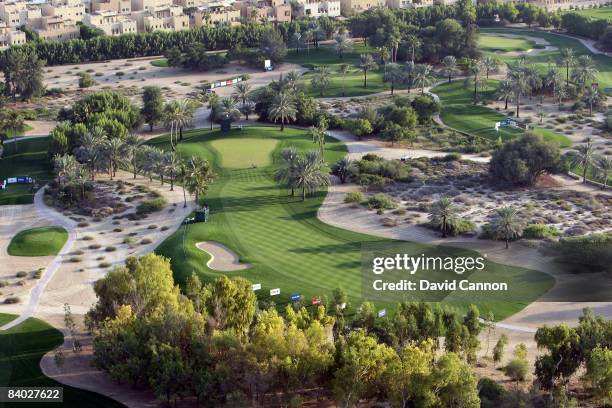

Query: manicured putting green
[152,127,553,320]
[0,317,125,407]
[210,138,278,168]
[478,34,541,53]
[8,226,68,257]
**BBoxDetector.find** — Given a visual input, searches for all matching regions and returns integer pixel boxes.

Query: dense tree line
[561,12,610,41]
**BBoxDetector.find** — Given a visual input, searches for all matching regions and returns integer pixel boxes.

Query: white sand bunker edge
[195,241,251,271]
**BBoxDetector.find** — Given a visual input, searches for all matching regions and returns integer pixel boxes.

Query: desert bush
[0,280,8,287]
[344,192,364,204]
[140,238,153,245]
[522,224,559,239]
[69,257,82,263]
[88,244,102,250]
[136,197,167,214]
[504,359,529,382]
[16,271,27,278]
[367,193,398,210]
[33,268,43,279]
[4,297,20,304]
[382,217,399,227]
[105,246,117,252]
[82,235,93,241]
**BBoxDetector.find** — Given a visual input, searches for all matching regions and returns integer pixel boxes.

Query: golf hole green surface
[8,226,68,257]
[210,137,278,169]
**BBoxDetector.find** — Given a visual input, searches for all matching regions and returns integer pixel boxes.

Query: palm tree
[331,157,355,184]
[383,63,405,95]
[441,55,458,84]
[139,145,158,182]
[406,34,421,63]
[177,161,188,207]
[334,34,353,59]
[544,67,562,100]
[507,68,529,118]
[595,155,611,189]
[413,64,434,95]
[292,151,330,201]
[275,146,299,196]
[491,206,523,249]
[387,33,400,63]
[338,63,350,97]
[6,111,23,153]
[186,156,214,208]
[583,86,599,116]
[52,154,78,189]
[79,127,106,180]
[165,151,180,191]
[164,99,195,148]
[524,64,542,100]
[570,138,595,183]
[465,60,486,104]
[240,100,255,121]
[207,93,219,130]
[358,54,378,89]
[104,137,124,180]
[232,82,251,106]
[556,85,569,108]
[124,134,144,179]
[571,55,597,88]
[285,70,300,91]
[269,92,297,131]
[311,66,332,97]
[557,48,575,85]
[309,118,328,156]
[302,29,313,55]
[428,196,459,238]
[150,147,166,185]
[220,97,240,122]
[482,56,499,79]
[496,80,513,110]
[537,110,545,124]
[404,61,415,92]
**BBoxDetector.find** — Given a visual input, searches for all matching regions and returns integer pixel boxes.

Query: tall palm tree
[331,157,355,184]
[387,33,400,63]
[570,138,595,183]
[309,118,328,157]
[150,147,166,185]
[177,161,188,207]
[220,97,240,122]
[207,93,219,130]
[311,66,332,97]
[404,61,416,92]
[358,54,378,89]
[571,55,598,88]
[465,60,486,104]
[232,82,251,106]
[496,80,513,110]
[6,111,23,153]
[139,145,158,182]
[239,100,255,121]
[269,92,297,131]
[545,67,562,100]
[165,151,180,191]
[334,34,353,59]
[164,99,195,147]
[583,86,599,116]
[275,146,299,196]
[595,155,611,189]
[428,196,459,238]
[406,34,421,63]
[285,70,300,91]
[441,55,458,84]
[186,156,214,208]
[338,63,350,97]
[302,29,313,55]
[383,63,405,95]
[507,68,529,118]
[292,151,330,201]
[524,64,542,100]
[556,85,569,108]
[79,127,106,180]
[482,56,499,79]
[557,48,575,86]
[104,137,124,180]
[491,206,523,249]
[52,153,78,189]
[413,64,434,95]
[124,134,144,179]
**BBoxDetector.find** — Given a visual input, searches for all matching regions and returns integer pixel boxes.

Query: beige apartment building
[234,0,291,23]
[131,0,172,12]
[90,0,132,14]
[33,16,80,40]
[84,10,137,35]
[131,5,189,31]
[339,0,384,15]
[0,2,42,27]
[387,0,433,8]
[191,2,241,26]
[0,22,25,49]
[40,0,86,23]
[524,0,610,10]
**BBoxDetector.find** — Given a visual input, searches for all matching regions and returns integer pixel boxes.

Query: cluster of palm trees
[53,129,214,207]
[495,49,599,117]
[163,99,196,150]
[275,147,330,200]
[569,137,611,188]
[428,196,523,248]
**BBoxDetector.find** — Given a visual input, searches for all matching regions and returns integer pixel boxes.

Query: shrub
[0,280,8,287]
[148,225,158,229]
[356,174,386,190]
[140,238,153,245]
[78,72,95,88]
[4,297,20,304]
[16,271,27,278]
[33,268,43,279]
[344,192,364,204]
[449,218,476,236]
[368,193,399,210]
[69,257,82,263]
[82,235,93,241]
[105,246,117,252]
[478,378,506,408]
[88,244,102,250]
[522,224,559,239]
[160,226,169,231]
[382,217,399,227]
[442,152,462,161]
[78,222,89,228]
[136,197,167,214]
[99,262,111,268]
[504,358,529,382]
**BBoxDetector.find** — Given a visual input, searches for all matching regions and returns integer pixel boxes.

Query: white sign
[270,288,280,296]
[378,309,386,318]
[264,59,271,68]
[340,302,346,310]
[252,283,261,291]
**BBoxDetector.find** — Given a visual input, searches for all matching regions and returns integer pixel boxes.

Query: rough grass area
[433,79,572,147]
[0,138,52,205]
[152,127,553,320]
[478,34,543,53]
[8,226,68,256]
[0,313,17,327]
[6,124,34,139]
[0,317,125,407]
[150,58,168,67]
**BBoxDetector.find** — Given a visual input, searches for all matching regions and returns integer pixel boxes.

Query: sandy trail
[195,241,251,271]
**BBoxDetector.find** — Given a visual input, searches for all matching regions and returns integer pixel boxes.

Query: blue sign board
[290,293,301,302]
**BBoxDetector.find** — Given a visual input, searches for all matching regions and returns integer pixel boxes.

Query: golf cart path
[195,241,251,271]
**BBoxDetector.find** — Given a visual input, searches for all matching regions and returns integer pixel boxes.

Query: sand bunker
[195,241,251,271]
[491,33,557,56]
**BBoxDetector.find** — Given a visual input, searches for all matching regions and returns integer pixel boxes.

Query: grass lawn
[0,138,52,205]
[0,313,17,326]
[6,124,34,139]
[151,127,554,320]
[210,137,278,168]
[566,6,612,20]
[478,34,543,53]
[150,58,168,67]
[8,226,68,257]
[0,317,125,408]
[479,28,612,93]
[285,44,408,98]
[433,79,572,147]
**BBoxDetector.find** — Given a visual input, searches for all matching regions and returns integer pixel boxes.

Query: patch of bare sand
[195,241,251,271]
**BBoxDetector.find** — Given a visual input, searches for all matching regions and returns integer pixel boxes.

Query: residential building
[130,0,172,12]
[90,0,132,14]
[173,0,208,8]
[0,2,42,27]
[233,0,291,23]
[191,2,241,26]
[387,0,433,8]
[0,22,25,49]
[339,0,384,15]
[32,16,80,40]
[293,0,341,17]
[83,10,137,35]
[40,0,86,23]
[131,5,189,31]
